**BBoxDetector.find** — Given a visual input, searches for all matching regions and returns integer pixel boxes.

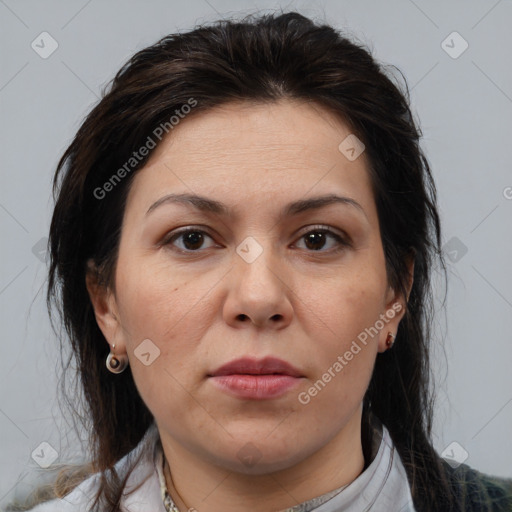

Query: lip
[208,357,304,400]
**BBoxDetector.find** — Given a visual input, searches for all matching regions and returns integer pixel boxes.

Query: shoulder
[443,461,512,512]
[24,471,100,511]
[25,424,164,512]
[25,458,161,512]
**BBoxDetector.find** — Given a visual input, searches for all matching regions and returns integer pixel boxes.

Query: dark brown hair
[15,10,478,512]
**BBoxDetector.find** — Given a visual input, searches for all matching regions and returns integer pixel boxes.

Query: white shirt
[27,419,416,511]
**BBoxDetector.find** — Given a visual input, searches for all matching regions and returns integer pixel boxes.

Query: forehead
[125,99,374,216]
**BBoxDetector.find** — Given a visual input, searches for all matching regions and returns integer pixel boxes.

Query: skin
[87,99,411,512]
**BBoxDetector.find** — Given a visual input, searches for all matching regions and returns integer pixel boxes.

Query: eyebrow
[145,193,367,220]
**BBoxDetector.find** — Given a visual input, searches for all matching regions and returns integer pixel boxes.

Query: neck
[161,408,366,512]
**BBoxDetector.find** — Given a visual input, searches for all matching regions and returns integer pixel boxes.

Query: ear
[85,259,126,355]
[377,255,415,353]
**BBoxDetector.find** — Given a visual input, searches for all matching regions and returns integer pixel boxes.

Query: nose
[222,245,294,330]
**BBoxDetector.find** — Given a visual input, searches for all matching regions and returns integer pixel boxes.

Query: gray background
[1,0,511,506]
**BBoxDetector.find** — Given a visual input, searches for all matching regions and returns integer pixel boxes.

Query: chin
[203,435,316,475]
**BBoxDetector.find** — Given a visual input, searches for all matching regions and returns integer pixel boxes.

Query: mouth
[207,356,304,400]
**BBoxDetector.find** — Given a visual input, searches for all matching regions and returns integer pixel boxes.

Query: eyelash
[162,225,350,255]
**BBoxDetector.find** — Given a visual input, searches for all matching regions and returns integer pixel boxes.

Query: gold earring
[106,343,129,374]
[385,332,395,349]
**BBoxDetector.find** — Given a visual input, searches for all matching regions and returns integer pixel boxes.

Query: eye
[294,226,349,252]
[164,228,217,252]
[162,225,349,254]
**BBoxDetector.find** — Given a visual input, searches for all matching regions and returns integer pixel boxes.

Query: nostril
[235,313,283,324]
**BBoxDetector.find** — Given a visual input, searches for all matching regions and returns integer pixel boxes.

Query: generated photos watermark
[93,98,198,200]
[298,302,402,405]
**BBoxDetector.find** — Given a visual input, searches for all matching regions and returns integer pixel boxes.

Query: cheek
[114,261,217,419]
[294,268,384,399]
[298,266,386,347]
[113,256,233,403]
[115,255,217,340]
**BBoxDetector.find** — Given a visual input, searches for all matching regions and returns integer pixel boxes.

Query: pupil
[305,232,325,250]
[184,232,203,250]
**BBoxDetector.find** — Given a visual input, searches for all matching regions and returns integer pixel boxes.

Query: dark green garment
[442,461,512,511]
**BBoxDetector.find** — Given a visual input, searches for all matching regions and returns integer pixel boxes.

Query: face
[88,99,407,475]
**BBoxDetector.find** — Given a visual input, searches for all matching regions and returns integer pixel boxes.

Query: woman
[16,11,512,512]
